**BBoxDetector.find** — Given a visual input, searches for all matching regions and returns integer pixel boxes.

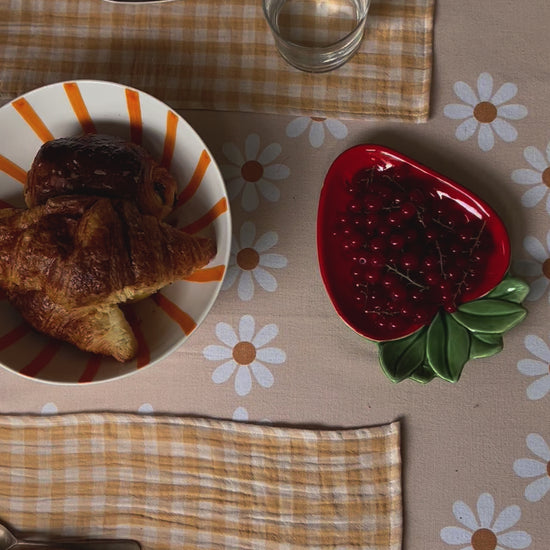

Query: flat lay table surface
[0,1,549,549]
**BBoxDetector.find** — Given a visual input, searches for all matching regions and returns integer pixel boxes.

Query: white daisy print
[203,314,286,396]
[513,231,550,302]
[444,72,527,151]
[138,403,154,414]
[513,433,550,502]
[40,402,58,414]
[440,492,531,550]
[517,334,550,400]
[233,406,249,421]
[222,221,288,301]
[220,134,290,212]
[232,406,271,424]
[512,143,550,211]
[286,116,348,148]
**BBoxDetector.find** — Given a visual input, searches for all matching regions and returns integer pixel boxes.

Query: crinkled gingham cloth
[0,414,402,549]
[0,0,434,121]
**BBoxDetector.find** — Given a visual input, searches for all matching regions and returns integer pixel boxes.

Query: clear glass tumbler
[262,0,371,73]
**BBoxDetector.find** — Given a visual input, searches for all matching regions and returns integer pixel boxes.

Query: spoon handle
[12,540,140,550]
[101,0,179,4]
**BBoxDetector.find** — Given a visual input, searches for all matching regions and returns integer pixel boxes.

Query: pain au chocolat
[25,133,177,220]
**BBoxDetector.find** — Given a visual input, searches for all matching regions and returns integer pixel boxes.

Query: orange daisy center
[237,248,260,271]
[233,341,256,365]
[473,102,497,123]
[471,528,497,550]
[241,160,263,182]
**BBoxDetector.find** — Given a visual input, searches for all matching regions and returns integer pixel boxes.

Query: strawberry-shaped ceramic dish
[317,144,528,383]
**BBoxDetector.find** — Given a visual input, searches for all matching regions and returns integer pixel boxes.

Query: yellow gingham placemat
[0,0,434,121]
[0,414,402,549]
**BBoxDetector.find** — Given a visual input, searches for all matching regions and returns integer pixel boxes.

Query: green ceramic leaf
[409,362,436,384]
[378,327,427,383]
[469,332,503,359]
[451,299,527,334]
[426,312,471,383]
[472,331,504,344]
[374,272,529,384]
[485,275,530,304]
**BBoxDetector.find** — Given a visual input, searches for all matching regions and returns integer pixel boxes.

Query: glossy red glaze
[317,145,511,342]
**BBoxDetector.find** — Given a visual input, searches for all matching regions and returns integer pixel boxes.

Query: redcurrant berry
[364,212,381,232]
[377,223,392,237]
[363,193,384,211]
[414,306,432,324]
[400,252,420,271]
[370,251,386,268]
[387,317,403,331]
[387,210,405,227]
[425,226,439,242]
[400,202,417,220]
[364,267,382,284]
[381,273,399,289]
[389,282,408,303]
[403,227,418,243]
[410,288,426,302]
[348,199,363,213]
[388,233,406,249]
[422,255,439,270]
[424,270,441,286]
[445,266,463,282]
[408,188,425,204]
[369,236,388,252]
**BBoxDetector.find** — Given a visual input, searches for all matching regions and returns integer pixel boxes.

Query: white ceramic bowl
[0,80,231,384]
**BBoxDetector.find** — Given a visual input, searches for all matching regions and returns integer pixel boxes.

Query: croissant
[25,134,177,220]
[0,196,216,361]
[8,290,138,363]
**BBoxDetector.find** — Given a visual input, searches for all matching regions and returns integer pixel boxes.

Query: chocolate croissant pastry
[25,134,177,220]
[0,196,216,361]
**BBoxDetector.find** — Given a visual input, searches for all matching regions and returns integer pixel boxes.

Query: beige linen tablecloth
[2,1,550,549]
[0,414,402,550]
[0,0,434,121]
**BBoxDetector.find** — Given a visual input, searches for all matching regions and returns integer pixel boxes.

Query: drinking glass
[262,0,371,72]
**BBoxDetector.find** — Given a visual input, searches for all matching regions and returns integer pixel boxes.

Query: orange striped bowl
[0,80,231,384]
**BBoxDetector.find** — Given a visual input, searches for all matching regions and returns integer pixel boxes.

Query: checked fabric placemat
[0,414,402,549]
[0,0,434,121]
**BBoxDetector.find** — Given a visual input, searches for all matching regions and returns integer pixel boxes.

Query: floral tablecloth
[1,1,549,549]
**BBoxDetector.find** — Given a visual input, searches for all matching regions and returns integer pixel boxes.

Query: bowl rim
[0,79,232,385]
